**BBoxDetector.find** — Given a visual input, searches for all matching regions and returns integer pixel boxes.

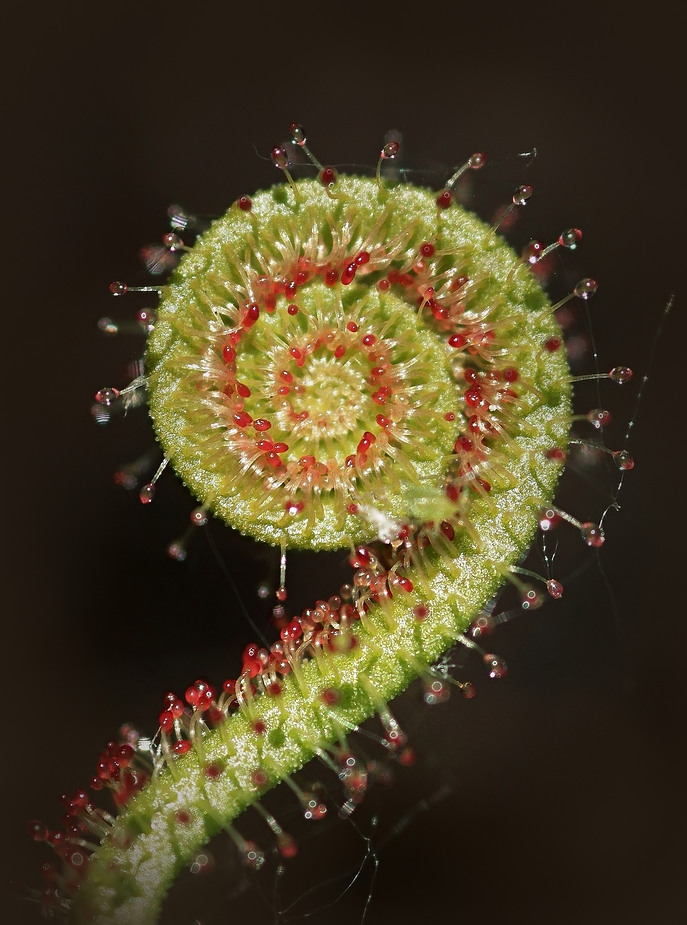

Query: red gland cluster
[224,250,375,326]
[90,740,150,807]
[30,515,517,915]
[152,547,422,761]
[176,208,541,552]
[27,740,153,908]
[460,367,520,438]
[378,240,473,329]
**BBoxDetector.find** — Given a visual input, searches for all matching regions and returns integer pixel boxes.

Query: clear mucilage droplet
[139,483,155,504]
[546,578,564,599]
[483,653,508,679]
[167,542,187,561]
[579,522,605,547]
[610,366,633,384]
[190,507,208,527]
[240,842,265,869]
[558,227,583,249]
[423,677,450,705]
[538,507,560,532]
[587,408,611,429]
[573,278,598,299]
[512,184,534,206]
[94,387,120,406]
[612,449,634,470]
[469,613,495,639]
[520,586,544,610]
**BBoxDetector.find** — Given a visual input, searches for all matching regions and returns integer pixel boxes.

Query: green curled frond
[41,163,580,925]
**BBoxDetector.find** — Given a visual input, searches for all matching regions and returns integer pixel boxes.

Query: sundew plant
[27,124,647,925]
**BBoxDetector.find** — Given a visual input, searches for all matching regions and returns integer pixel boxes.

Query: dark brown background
[3,4,685,923]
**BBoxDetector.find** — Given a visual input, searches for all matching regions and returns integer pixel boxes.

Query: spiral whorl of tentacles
[29,126,634,925]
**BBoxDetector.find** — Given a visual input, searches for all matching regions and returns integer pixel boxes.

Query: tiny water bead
[558,227,583,249]
[587,408,612,429]
[573,277,598,299]
[512,184,534,206]
[580,522,606,547]
[94,387,119,407]
[610,365,633,383]
[483,653,508,679]
[612,449,635,470]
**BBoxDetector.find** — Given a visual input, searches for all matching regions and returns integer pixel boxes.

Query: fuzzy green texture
[72,175,571,923]
[146,176,564,549]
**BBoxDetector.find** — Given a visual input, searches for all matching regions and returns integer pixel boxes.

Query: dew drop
[580,521,605,547]
[469,613,495,639]
[94,387,120,406]
[558,227,583,249]
[190,507,208,527]
[109,281,128,296]
[289,122,306,145]
[460,681,476,699]
[137,308,157,332]
[520,586,544,610]
[167,542,187,562]
[162,232,183,251]
[609,365,633,384]
[538,507,560,531]
[320,166,337,187]
[302,794,327,821]
[423,677,450,705]
[483,653,508,679]
[381,140,400,159]
[546,578,564,599]
[468,152,486,169]
[139,483,155,504]
[612,449,634,470]
[353,569,373,588]
[522,240,545,264]
[573,277,598,299]
[189,851,214,875]
[271,146,289,170]
[512,184,534,206]
[587,408,611,429]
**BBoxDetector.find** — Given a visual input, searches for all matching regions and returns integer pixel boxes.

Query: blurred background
[3,4,684,923]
